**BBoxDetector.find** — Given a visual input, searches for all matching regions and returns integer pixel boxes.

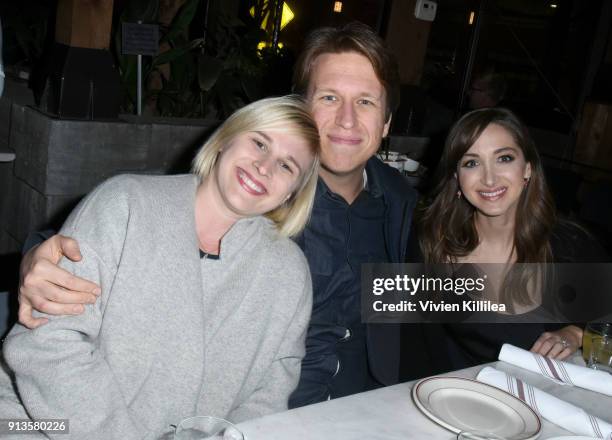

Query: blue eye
[498,154,515,163]
[462,159,477,168]
[322,95,337,102]
[358,99,373,106]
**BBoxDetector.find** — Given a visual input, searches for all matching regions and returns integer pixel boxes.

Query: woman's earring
[456,190,462,199]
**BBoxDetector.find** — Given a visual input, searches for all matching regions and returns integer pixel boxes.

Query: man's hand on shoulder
[19,234,101,329]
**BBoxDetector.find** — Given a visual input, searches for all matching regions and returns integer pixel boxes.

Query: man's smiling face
[306,51,391,180]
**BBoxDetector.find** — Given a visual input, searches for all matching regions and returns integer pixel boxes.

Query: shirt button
[341,328,352,341]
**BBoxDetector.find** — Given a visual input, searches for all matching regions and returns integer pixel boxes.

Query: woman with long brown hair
[416,107,606,370]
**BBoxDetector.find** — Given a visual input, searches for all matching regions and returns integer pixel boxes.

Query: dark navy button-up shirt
[290,173,390,405]
[289,157,418,408]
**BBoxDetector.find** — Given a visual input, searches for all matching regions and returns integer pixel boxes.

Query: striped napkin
[477,366,612,439]
[498,343,612,396]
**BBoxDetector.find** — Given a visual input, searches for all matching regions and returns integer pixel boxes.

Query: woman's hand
[19,235,101,329]
[530,325,583,360]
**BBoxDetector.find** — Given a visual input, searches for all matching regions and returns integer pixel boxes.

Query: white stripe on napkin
[499,343,612,396]
[477,366,612,439]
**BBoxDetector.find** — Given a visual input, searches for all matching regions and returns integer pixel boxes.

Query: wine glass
[174,416,244,440]
[457,431,506,440]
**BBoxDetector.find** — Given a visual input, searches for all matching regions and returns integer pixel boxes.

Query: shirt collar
[315,162,383,201]
[364,160,383,198]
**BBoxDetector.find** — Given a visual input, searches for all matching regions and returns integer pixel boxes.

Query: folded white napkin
[499,343,612,396]
[477,366,612,439]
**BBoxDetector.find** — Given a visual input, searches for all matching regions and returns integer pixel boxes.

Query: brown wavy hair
[420,108,556,263]
[419,108,557,309]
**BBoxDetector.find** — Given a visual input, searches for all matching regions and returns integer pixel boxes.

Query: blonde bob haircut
[192,95,320,238]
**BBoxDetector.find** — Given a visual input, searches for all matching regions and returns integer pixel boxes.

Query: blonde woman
[0,96,320,439]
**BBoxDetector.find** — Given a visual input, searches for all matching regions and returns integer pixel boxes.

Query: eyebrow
[254,131,303,173]
[462,146,519,158]
[313,87,383,102]
[494,146,519,154]
[254,130,273,143]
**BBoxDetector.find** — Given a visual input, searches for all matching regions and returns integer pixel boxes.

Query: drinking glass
[457,431,506,440]
[174,416,244,440]
[582,322,612,362]
[588,335,612,374]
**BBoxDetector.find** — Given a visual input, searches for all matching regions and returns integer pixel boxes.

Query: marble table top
[237,361,612,439]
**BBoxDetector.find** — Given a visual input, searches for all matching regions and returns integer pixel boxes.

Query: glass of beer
[583,322,612,362]
[588,335,612,373]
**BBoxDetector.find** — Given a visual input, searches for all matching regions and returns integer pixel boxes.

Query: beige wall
[55,0,114,49]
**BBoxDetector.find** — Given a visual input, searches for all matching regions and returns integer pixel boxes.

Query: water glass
[174,416,244,440]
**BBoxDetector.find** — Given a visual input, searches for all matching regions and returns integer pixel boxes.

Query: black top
[199,249,219,260]
[399,222,610,380]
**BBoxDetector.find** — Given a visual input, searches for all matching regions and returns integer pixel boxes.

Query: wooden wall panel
[385,0,433,85]
[574,101,612,175]
[55,0,114,49]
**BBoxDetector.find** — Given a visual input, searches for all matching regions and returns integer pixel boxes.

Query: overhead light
[468,11,475,25]
[334,1,343,13]
[550,3,558,8]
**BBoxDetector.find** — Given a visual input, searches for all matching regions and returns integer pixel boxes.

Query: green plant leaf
[152,38,203,66]
[241,76,263,102]
[172,53,196,90]
[162,0,200,45]
[198,54,224,91]
[109,0,289,117]
[213,73,247,118]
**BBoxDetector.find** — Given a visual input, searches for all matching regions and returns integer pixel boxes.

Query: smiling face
[212,129,315,219]
[457,123,532,221]
[306,51,391,181]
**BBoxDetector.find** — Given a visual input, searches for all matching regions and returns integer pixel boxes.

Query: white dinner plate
[412,376,542,439]
[546,437,601,440]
